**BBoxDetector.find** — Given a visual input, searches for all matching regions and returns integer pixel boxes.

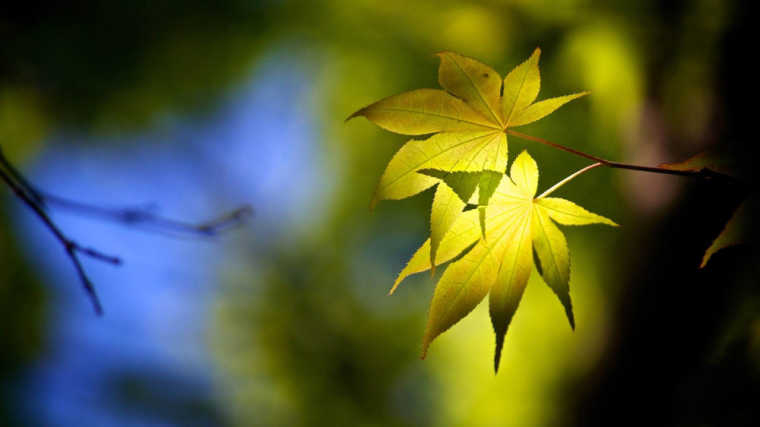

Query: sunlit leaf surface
[350,50,614,371]
[393,152,616,371]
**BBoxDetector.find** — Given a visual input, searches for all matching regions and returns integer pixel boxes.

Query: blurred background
[1,1,757,426]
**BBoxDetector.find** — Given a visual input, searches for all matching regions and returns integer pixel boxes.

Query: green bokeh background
[2,1,758,426]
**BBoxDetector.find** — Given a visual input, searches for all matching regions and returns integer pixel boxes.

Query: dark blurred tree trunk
[567,2,759,425]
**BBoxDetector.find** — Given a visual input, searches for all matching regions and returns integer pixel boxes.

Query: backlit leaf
[430,182,467,273]
[351,48,587,204]
[347,88,497,135]
[510,150,539,198]
[418,170,480,203]
[406,152,616,370]
[371,130,503,208]
[437,51,504,126]
[488,206,533,372]
[477,171,502,236]
[503,48,541,124]
[532,207,573,329]
[535,197,618,226]
[510,92,589,127]
[421,237,501,358]
[349,51,609,372]
[390,209,480,295]
[701,200,747,268]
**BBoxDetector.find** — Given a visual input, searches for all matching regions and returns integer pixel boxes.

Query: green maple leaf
[348,49,588,266]
[699,201,748,267]
[417,169,501,273]
[661,151,749,267]
[390,151,616,372]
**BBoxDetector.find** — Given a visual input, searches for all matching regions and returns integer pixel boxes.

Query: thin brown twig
[506,129,744,186]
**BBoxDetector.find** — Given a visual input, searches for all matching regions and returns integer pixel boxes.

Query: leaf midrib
[538,202,609,224]
[534,208,562,283]
[449,56,503,127]
[434,203,528,331]
[505,67,532,126]
[374,107,500,130]
[491,209,531,325]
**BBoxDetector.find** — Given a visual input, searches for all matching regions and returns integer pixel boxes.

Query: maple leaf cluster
[349,49,616,372]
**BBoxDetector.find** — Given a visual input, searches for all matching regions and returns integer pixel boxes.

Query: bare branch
[39,192,254,237]
[0,147,47,206]
[1,146,252,315]
[1,149,118,314]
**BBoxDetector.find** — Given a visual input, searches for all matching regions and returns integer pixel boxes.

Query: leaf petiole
[536,162,603,199]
